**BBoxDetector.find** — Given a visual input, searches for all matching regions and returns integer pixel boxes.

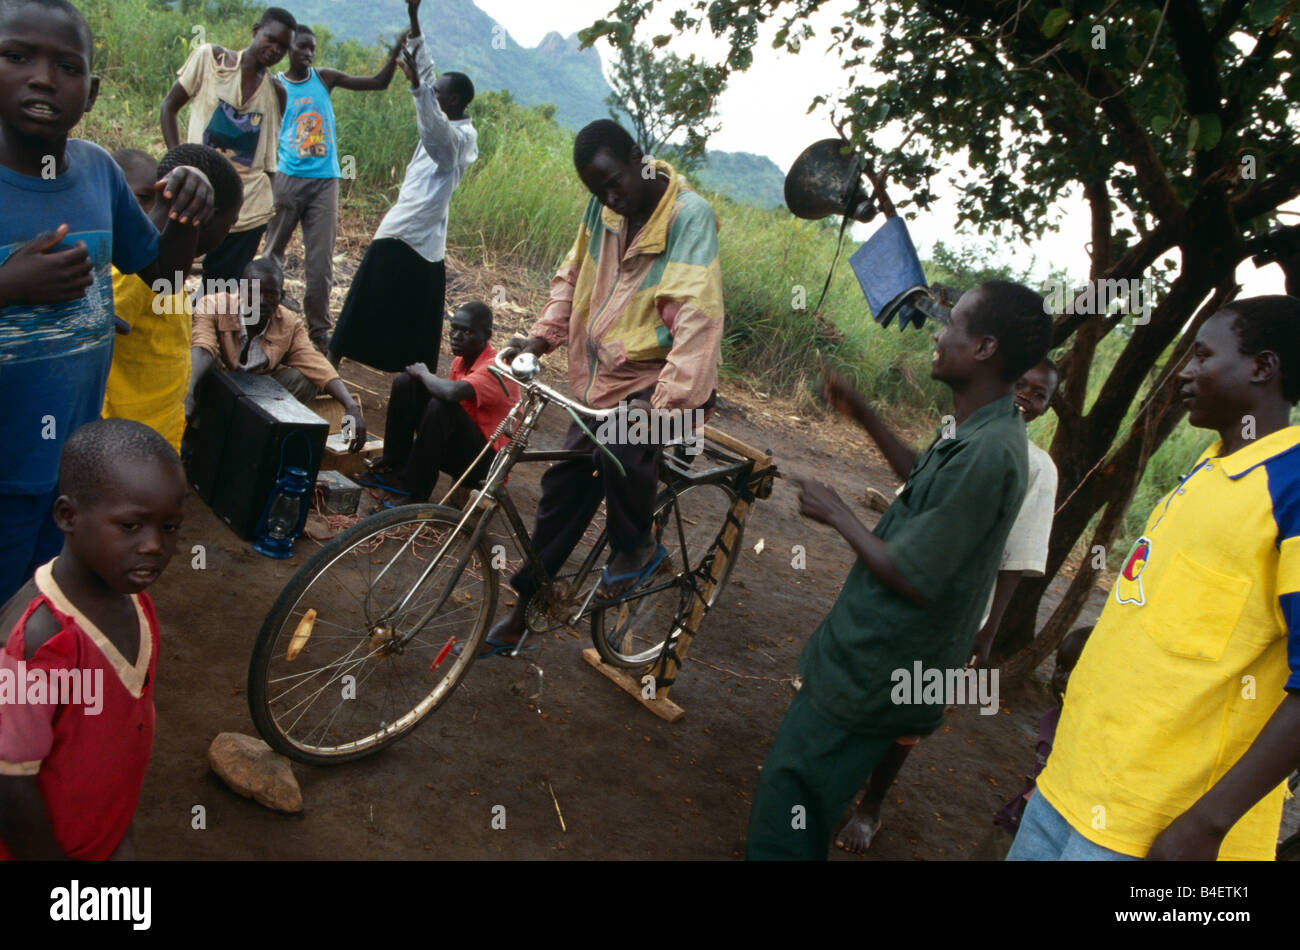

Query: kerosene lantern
[253,465,312,559]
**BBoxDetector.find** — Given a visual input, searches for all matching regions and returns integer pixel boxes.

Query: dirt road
[137,350,1109,861]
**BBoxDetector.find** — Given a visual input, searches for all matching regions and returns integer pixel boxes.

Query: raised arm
[319,31,407,92]
[404,35,460,167]
[135,167,214,286]
[793,474,926,604]
[822,370,916,481]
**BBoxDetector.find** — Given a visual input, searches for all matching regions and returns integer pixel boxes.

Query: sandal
[594,544,668,606]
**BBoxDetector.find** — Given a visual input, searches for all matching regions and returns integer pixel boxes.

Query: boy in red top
[360,301,518,503]
[0,418,185,860]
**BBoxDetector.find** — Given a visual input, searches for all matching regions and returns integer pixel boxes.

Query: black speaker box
[185,371,328,540]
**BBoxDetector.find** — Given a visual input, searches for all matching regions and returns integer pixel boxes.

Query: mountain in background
[288,0,786,209]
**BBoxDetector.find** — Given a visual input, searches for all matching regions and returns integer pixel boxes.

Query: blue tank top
[276,68,340,178]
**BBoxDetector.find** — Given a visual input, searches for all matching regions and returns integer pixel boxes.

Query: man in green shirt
[746,280,1053,860]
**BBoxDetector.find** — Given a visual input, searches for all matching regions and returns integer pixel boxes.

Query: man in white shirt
[327,0,478,372]
[833,358,1061,854]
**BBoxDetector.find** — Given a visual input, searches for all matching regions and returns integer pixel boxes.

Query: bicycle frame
[372,356,666,647]
[364,348,777,665]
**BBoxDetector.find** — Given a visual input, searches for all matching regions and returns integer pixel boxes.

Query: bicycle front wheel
[590,482,741,669]
[248,503,497,765]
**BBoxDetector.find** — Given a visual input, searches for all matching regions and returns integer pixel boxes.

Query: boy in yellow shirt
[103,146,242,450]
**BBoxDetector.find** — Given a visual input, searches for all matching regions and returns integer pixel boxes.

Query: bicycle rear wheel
[590,482,741,669]
[248,503,497,765]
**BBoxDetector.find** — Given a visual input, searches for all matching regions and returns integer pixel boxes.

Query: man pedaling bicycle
[483,119,724,657]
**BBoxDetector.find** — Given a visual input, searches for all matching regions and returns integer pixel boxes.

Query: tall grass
[710,199,945,417]
[448,102,589,272]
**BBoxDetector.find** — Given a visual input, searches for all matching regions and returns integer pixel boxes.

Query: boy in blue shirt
[0,0,215,603]
[265,22,406,352]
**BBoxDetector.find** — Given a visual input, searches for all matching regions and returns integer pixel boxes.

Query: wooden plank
[581,648,685,723]
[701,426,773,469]
[650,494,751,688]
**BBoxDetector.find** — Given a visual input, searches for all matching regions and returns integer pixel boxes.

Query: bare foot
[835,812,883,854]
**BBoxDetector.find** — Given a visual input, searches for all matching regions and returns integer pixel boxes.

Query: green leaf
[652,34,671,48]
[1194,113,1222,150]
[1186,115,1199,150]
[1150,114,1170,135]
[1042,8,1070,38]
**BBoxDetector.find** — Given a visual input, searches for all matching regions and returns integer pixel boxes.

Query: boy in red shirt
[359,301,519,504]
[0,418,185,860]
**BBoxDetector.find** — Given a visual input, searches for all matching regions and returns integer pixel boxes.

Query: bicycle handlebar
[492,346,619,420]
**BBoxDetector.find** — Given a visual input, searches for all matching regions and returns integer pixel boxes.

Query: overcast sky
[476,0,1290,298]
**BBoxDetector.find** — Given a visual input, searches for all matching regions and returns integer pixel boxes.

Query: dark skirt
[328,238,445,372]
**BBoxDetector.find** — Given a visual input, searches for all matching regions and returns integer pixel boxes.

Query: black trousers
[509,404,664,598]
[384,372,490,501]
[200,224,268,287]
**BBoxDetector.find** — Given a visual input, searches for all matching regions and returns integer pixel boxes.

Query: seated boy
[1013,295,1300,861]
[185,256,367,451]
[359,301,518,505]
[0,0,214,604]
[103,144,244,451]
[0,418,186,860]
[746,280,1053,860]
[831,357,1062,853]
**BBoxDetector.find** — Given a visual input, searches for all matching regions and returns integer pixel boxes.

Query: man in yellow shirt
[1012,295,1300,861]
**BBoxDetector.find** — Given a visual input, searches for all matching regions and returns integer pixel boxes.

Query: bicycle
[247,348,778,765]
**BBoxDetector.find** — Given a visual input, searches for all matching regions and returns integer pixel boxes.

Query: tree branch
[1164,0,1226,178]
[922,0,1186,223]
[1051,219,1180,344]
[1233,150,1300,221]
[1209,0,1248,43]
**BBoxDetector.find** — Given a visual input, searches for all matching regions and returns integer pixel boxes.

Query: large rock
[208,732,303,813]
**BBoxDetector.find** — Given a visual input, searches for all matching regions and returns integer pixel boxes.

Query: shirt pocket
[1140,550,1251,661]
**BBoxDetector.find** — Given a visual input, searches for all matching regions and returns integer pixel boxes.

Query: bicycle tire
[248,503,497,765]
[590,482,742,669]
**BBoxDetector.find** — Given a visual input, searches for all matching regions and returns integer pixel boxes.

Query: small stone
[208,732,302,813]
[863,487,890,512]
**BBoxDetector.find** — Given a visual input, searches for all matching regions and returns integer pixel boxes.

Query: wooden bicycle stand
[582,426,775,722]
